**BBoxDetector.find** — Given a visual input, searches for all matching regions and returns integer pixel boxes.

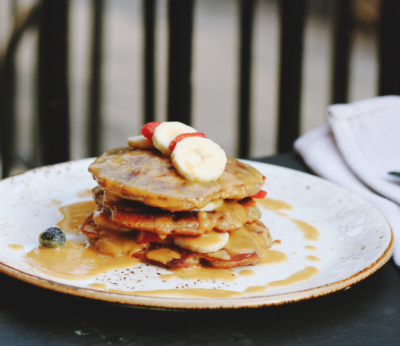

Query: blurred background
[0,0,392,178]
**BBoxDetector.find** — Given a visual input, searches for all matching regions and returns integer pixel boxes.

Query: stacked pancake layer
[81,148,273,269]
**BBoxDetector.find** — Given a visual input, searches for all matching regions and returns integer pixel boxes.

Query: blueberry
[39,227,66,248]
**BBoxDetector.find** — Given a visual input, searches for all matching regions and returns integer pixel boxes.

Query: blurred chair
[1,0,400,178]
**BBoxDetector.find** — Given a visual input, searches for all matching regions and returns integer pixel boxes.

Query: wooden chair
[1,0,400,178]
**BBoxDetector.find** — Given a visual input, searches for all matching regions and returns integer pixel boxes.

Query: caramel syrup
[257,198,320,241]
[24,241,140,280]
[56,201,97,234]
[23,199,321,298]
[8,244,24,251]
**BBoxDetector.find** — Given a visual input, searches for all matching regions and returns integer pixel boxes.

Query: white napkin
[294,96,400,265]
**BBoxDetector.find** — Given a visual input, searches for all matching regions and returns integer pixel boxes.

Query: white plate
[0,159,393,309]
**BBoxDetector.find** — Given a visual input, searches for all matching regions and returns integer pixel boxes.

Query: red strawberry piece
[168,132,207,152]
[250,190,267,199]
[136,231,161,244]
[141,122,162,141]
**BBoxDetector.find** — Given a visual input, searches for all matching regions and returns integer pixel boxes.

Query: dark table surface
[1,153,399,346]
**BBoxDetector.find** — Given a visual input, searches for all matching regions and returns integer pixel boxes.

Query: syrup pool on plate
[21,197,326,298]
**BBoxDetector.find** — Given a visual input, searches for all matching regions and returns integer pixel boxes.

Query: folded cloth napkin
[294,96,400,265]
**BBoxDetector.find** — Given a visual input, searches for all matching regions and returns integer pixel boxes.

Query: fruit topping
[168,132,206,153]
[174,231,229,253]
[141,122,161,141]
[171,137,227,182]
[250,190,267,199]
[127,135,154,149]
[39,227,66,248]
[192,199,223,212]
[152,121,196,156]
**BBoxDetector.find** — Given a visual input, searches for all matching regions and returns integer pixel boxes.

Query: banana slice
[127,135,154,149]
[153,121,196,156]
[205,249,231,260]
[174,231,229,253]
[192,199,223,212]
[171,137,227,182]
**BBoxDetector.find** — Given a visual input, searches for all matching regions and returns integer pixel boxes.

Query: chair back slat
[379,0,400,95]
[0,6,39,178]
[167,0,194,124]
[87,0,105,157]
[237,0,255,158]
[2,1,393,174]
[331,0,353,104]
[38,0,70,165]
[277,0,306,153]
[0,44,16,178]
[143,0,156,124]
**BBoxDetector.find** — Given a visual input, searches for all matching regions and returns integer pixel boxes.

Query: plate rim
[0,159,394,310]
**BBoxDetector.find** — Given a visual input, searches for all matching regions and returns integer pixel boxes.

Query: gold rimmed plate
[0,159,393,309]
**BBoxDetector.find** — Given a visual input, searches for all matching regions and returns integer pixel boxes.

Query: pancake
[81,215,272,269]
[83,143,272,270]
[81,213,100,238]
[89,147,265,211]
[92,187,262,236]
[134,244,261,269]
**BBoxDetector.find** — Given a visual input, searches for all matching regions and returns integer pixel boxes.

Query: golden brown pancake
[133,244,261,269]
[89,148,265,211]
[92,187,262,236]
[81,215,272,269]
[83,147,272,270]
[81,213,100,238]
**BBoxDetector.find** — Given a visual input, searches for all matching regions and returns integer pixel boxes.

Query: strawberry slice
[251,190,267,199]
[136,231,161,244]
[141,122,162,141]
[168,132,207,152]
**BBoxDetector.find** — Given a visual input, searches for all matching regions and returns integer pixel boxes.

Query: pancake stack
[81,147,273,269]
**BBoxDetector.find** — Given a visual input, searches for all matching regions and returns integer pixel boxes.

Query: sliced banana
[127,135,154,149]
[205,249,231,260]
[192,199,223,212]
[171,137,227,182]
[224,230,258,254]
[174,231,229,253]
[152,121,196,156]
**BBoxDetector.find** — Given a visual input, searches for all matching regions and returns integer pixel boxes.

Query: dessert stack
[81,122,272,269]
